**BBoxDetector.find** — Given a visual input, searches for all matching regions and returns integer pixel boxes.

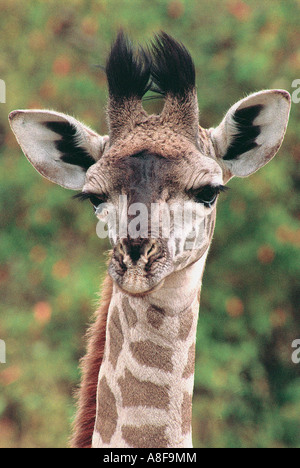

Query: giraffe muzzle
[108,237,174,295]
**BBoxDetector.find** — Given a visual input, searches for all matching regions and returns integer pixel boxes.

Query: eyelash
[73,185,228,211]
[73,192,107,209]
[192,185,228,207]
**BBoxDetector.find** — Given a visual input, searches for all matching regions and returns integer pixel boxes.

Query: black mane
[105,31,196,102]
[105,31,152,101]
[150,32,196,98]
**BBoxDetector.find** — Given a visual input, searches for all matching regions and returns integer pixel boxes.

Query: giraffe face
[83,148,223,295]
[9,32,291,296]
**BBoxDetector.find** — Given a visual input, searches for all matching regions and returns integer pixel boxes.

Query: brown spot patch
[122,424,169,448]
[122,296,138,328]
[95,376,118,444]
[108,306,124,369]
[178,308,193,341]
[130,340,173,372]
[181,392,192,435]
[118,368,170,410]
[182,343,195,379]
[146,305,165,330]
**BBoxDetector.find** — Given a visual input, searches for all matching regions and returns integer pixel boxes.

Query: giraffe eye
[73,192,108,210]
[88,194,103,208]
[192,185,227,208]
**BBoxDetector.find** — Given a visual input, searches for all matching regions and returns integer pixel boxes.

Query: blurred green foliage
[0,0,299,448]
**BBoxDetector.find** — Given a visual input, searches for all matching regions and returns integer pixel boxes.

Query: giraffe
[9,32,291,448]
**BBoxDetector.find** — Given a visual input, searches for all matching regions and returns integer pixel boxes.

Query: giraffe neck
[92,253,208,448]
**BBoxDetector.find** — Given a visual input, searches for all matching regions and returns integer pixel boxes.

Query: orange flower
[33,301,52,324]
[0,267,9,284]
[81,17,99,36]
[226,297,244,318]
[52,260,70,279]
[53,55,71,76]
[227,0,251,21]
[28,30,46,51]
[167,1,184,19]
[276,226,300,247]
[30,245,47,263]
[0,366,21,386]
[39,80,57,100]
[270,308,287,328]
[257,245,275,264]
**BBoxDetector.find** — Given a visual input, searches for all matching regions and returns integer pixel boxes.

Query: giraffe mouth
[113,276,166,296]
[108,261,174,295]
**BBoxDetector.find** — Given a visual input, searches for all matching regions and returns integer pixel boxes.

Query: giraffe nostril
[115,239,161,265]
[119,242,125,254]
[144,240,158,259]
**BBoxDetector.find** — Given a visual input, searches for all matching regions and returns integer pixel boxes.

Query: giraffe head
[9,32,291,295]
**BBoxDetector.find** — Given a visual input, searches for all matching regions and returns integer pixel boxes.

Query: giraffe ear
[211,90,291,177]
[9,109,109,190]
